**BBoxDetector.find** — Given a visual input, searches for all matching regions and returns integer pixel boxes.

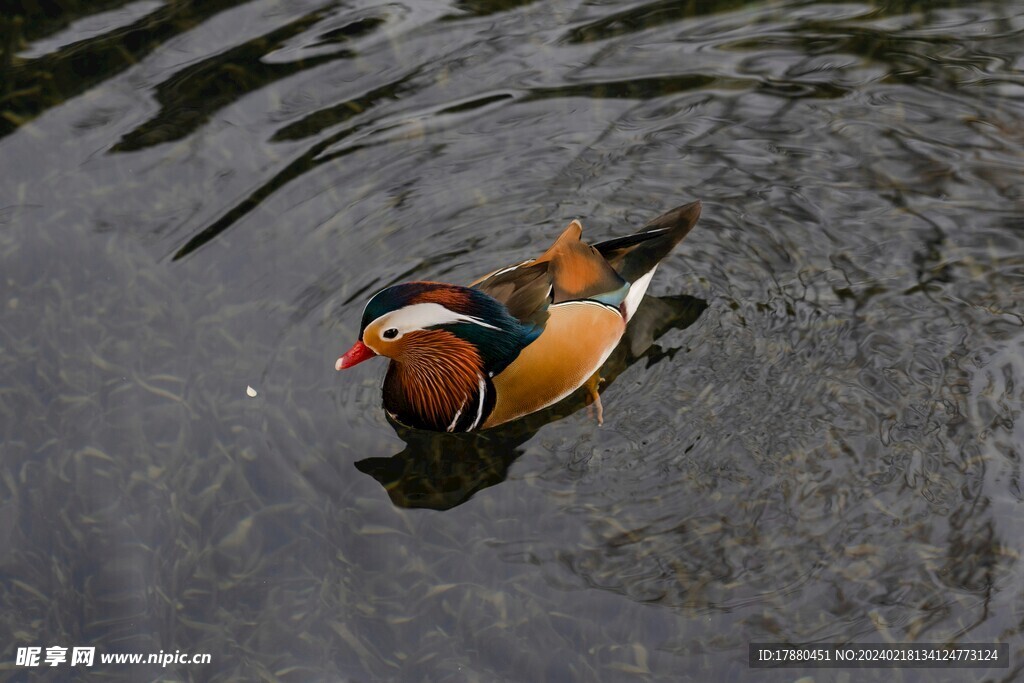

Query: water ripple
[2,0,1024,680]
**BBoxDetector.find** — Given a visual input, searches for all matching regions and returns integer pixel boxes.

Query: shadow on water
[355,294,708,510]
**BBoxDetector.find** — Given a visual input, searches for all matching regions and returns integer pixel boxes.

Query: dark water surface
[2,0,1023,681]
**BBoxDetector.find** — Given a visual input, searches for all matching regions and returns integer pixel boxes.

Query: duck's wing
[535,219,629,305]
[474,207,676,328]
[472,261,552,329]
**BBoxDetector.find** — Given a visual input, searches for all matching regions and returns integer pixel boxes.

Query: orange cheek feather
[389,330,484,425]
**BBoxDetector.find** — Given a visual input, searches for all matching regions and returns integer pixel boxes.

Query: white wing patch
[372,302,499,338]
[622,266,657,321]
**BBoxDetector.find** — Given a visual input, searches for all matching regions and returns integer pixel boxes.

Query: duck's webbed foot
[584,371,605,426]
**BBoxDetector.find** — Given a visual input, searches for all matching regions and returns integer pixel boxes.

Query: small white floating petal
[246,385,258,398]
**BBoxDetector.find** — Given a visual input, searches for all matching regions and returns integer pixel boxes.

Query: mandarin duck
[336,200,701,432]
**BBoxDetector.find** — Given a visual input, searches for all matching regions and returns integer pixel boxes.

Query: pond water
[1,0,1023,681]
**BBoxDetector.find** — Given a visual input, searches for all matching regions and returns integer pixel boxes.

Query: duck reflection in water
[355,294,707,510]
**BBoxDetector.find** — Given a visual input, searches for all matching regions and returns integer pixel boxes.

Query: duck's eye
[382,328,399,340]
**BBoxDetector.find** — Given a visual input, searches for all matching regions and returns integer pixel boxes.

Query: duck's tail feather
[594,200,701,320]
[594,200,702,283]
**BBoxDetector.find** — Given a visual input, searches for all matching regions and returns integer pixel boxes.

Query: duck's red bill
[336,340,377,370]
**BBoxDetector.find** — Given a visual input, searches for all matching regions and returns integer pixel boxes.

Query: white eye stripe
[372,302,499,338]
